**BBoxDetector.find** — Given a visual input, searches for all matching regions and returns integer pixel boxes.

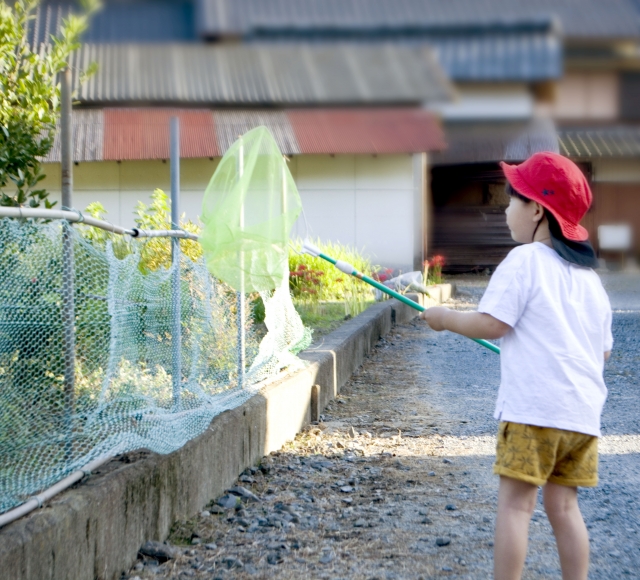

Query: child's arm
[604,351,611,361]
[421,306,511,340]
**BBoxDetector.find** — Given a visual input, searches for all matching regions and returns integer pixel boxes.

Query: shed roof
[68,43,453,106]
[558,127,640,158]
[197,0,640,40]
[41,107,445,162]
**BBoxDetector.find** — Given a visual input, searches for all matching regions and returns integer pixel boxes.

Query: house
[32,0,640,272]
[189,0,640,269]
[32,1,453,273]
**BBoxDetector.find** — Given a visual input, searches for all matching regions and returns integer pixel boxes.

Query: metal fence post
[237,137,245,389]
[170,117,182,410]
[60,67,75,461]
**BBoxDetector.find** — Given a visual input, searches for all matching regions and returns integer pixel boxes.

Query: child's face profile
[505,196,543,244]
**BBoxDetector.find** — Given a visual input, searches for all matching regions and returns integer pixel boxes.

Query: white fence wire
[0,217,310,514]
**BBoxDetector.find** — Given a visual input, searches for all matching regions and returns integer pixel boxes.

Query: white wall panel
[41,155,418,270]
[292,189,356,248]
[296,155,355,189]
[355,155,413,189]
[355,189,413,270]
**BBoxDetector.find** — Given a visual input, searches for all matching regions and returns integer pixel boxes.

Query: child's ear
[533,202,545,222]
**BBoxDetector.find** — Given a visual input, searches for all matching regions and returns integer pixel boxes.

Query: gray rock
[319,553,335,564]
[222,556,244,569]
[200,510,211,518]
[443,458,453,464]
[436,537,451,547]
[354,518,367,527]
[204,543,218,550]
[139,541,178,561]
[209,505,225,514]
[229,485,261,502]
[340,485,354,493]
[267,552,284,565]
[240,475,255,484]
[445,504,457,511]
[428,471,436,476]
[217,494,240,509]
[348,426,358,438]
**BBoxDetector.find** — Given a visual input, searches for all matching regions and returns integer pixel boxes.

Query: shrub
[289,239,377,318]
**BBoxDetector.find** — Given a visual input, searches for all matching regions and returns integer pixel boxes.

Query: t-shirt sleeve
[477,247,532,328]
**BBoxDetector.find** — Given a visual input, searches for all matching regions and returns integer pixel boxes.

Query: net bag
[200,126,302,293]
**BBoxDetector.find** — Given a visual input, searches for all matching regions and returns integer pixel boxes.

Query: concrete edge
[0,293,438,580]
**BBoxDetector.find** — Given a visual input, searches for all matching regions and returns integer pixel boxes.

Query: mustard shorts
[493,421,598,487]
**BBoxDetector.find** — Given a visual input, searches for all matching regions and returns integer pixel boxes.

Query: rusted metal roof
[68,43,453,106]
[41,107,444,162]
[103,109,218,160]
[213,111,300,154]
[288,109,445,154]
[559,127,640,158]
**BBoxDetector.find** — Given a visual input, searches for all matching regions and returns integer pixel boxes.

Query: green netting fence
[0,217,310,514]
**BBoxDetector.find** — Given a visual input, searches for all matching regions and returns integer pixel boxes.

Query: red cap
[500,152,592,242]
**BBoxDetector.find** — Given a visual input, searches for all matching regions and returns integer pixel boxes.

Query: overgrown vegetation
[82,188,202,272]
[0,0,98,208]
[288,239,377,333]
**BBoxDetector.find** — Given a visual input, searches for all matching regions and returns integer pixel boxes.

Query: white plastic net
[0,217,310,514]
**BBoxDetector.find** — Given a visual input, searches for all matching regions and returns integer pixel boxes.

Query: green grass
[295,299,376,341]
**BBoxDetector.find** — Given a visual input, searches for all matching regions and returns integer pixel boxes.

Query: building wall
[592,159,640,183]
[550,72,619,120]
[584,182,640,256]
[41,154,421,272]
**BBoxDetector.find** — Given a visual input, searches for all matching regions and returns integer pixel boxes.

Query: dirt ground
[125,273,640,580]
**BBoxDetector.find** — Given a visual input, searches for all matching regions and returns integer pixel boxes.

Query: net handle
[301,240,501,355]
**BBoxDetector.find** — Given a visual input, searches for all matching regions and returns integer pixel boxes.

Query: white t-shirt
[478,242,613,437]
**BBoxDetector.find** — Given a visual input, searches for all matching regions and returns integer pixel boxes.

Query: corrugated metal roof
[428,29,561,81]
[103,109,218,160]
[197,0,640,40]
[559,127,640,158]
[213,111,300,154]
[288,108,445,154]
[41,109,104,163]
[41,107,444,161]
[245,19,562,82]
[68,43,453,106]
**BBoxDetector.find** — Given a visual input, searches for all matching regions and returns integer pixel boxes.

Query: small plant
[372,268,394,283]
[289,239,377,325]
[424,255,446,285]
[289,263,324,304]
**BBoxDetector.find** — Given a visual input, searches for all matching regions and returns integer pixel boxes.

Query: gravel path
[125,272,640,580]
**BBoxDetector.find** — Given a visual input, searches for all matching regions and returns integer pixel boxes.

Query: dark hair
[504,181,598,267]
[505,182,531,204]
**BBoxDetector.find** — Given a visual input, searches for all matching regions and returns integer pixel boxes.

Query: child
[421,152,613,580]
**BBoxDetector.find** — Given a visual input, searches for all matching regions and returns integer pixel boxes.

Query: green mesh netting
[200,126,302,293]
[0,128,313,515]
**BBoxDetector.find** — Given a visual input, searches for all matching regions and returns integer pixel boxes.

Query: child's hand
[420,306,449,331]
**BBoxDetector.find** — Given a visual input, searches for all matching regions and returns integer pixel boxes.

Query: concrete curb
[0,292,441,580]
